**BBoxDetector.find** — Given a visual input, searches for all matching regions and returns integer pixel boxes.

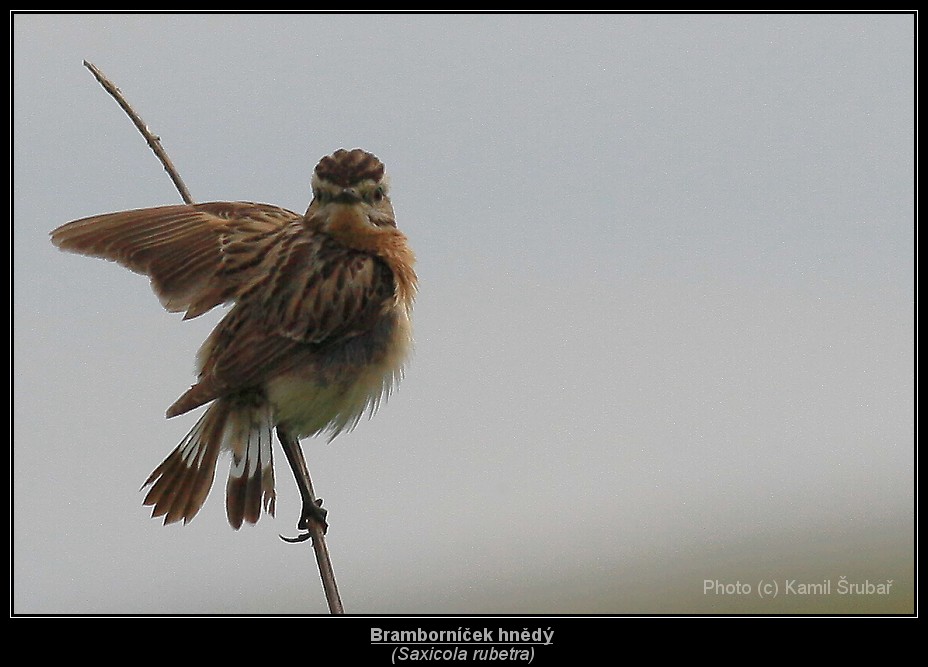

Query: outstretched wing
[50,202,301,319]
[166,230,397,417]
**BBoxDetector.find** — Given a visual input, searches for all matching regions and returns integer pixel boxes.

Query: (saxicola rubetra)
[51,148,416,535]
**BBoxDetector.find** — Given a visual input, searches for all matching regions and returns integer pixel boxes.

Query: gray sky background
[13,13,914,614]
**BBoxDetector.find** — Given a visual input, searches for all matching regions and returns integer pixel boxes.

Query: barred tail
[223,400,277,529]
[142,397,277,529]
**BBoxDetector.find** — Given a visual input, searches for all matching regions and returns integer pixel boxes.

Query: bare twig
[278,427,344,614]
[82,60,194,204]
[82,61,344,614]
[311,528,344,614]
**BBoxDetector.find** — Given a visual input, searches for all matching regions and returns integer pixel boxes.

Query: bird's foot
[279,498,328,543]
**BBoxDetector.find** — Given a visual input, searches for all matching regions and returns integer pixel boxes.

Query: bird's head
[306,149,415,301]
[308,148,396,234]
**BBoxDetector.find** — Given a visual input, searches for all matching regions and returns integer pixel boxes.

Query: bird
[50,148,416,535]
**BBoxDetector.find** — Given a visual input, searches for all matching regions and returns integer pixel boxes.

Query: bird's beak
[333,188,362,204]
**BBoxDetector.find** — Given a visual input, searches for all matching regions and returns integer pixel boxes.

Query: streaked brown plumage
[50,148,416,530]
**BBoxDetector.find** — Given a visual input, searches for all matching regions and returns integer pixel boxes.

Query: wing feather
[166,232,396,417]
[50,202,301,318]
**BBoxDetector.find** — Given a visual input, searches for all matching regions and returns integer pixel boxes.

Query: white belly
[267,312,412,440]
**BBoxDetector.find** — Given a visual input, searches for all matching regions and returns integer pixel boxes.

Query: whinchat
[51,148,416,534]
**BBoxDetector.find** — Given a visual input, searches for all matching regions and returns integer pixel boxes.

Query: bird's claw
[279,498,328,544]
[279,531,314,543]
[299,498,328,530]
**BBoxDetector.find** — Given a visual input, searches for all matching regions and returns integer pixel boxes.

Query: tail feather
[224,404,277,529]
[166,381,219,418]
[142,397,276,528]
[142,402,227,524]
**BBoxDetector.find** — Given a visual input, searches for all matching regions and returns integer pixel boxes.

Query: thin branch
[82,60,194,204]
[309,519,343,615]
[81,61,344,614]
[278,427,344,614]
